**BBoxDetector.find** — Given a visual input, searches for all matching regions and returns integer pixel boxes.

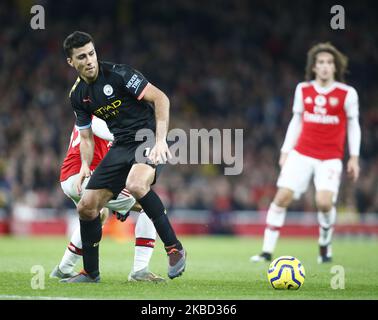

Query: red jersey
[293,81,359,160]
[60,125,110,182]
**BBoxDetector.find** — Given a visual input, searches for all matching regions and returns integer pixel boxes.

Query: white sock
[133,246,154,272]
[133,211,156,272]
[262,203,287,254]
[58,226,82,274]
[318,206,336,247]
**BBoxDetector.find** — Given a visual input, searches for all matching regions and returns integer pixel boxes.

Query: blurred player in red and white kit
[251,43,361,264]
[50,115,165,282]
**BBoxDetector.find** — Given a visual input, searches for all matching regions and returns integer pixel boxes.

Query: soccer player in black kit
[61,31,186,282]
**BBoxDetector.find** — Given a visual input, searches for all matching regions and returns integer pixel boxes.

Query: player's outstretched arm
[142,84,172,164]
[76,128,95,194]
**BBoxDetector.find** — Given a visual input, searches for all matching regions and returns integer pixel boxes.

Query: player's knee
[316,200,333,213]
[316,193,333,213]
[126,181,149,199]
[273,189,293,208]
[77,199,98,220]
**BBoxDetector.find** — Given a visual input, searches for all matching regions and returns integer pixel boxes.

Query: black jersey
[70,61,156,144]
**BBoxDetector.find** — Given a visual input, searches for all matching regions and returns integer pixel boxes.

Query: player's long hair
[305,42,348,83]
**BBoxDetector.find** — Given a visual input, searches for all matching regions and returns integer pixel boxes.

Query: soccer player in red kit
[251,43,361,263]
[51,115,164,282]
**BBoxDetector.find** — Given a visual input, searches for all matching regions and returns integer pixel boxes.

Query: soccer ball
[267,256,305,290]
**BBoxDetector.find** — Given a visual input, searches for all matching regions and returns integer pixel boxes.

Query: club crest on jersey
[103,84,114,96]
[314,95,327,107]
[304,96,313,104]
[329,97,339,107]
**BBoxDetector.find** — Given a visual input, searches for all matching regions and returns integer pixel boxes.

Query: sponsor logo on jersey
[103,84,114,96]
[304,111,340,124]
[94,99,122,119]
[304,96,313,104]
[126,74,142,93]
[314,95,327,107]
[313,105,327,115]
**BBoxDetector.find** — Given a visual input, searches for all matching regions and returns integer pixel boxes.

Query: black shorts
[86,141,164,199]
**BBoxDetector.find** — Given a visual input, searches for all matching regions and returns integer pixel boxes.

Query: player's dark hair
[305,42,348,82]
[63,31,94,58]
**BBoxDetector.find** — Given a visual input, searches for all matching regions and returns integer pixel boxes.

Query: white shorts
[60,173,136,214]
[277,150,342,201]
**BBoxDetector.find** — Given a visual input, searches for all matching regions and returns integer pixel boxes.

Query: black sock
[80,214,102,279]
[138,189,181,250]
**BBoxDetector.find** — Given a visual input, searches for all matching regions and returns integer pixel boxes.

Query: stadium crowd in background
[0,0,377,220]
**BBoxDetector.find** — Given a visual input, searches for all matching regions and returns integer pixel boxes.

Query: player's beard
[82,64,98,82]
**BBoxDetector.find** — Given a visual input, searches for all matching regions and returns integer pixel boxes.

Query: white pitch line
[0,295,86,300]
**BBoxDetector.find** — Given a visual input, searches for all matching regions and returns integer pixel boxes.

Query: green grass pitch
[0,235,377,300]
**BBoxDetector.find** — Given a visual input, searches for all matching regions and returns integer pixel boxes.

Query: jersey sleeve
[117,65,150,100]
[292,83,304,113]
[71,95,92,130]
[344,86,359,118]
[347,117,361,156]
[92,116,114,141]
[281,113,302,153]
